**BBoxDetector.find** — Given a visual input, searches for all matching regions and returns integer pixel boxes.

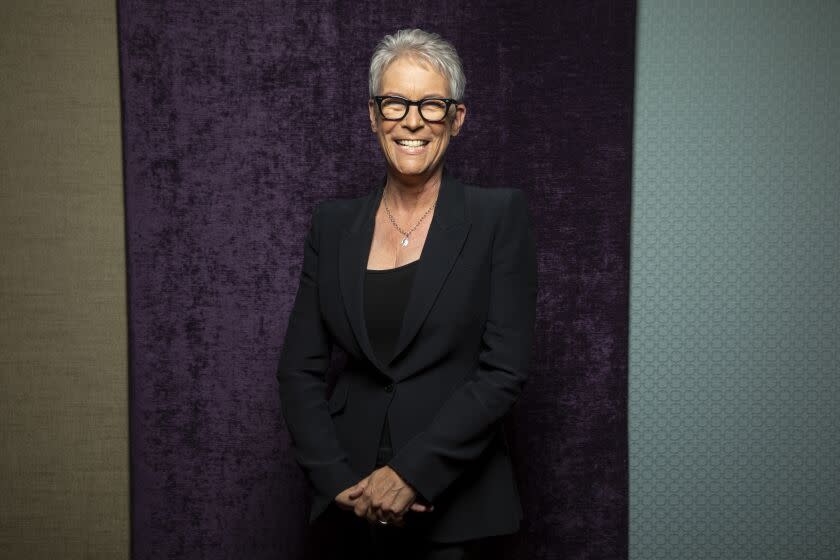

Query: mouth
[394,138,431,154]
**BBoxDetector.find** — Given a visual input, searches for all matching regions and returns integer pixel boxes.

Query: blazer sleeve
[386,188,538,504]
[276,201,360,522]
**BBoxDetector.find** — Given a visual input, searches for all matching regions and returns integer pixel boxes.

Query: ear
[449,103,467,137]
[368,99,378,133]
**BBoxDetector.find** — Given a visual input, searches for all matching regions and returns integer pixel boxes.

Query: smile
[394,139,430,154]
[396,139,430,147]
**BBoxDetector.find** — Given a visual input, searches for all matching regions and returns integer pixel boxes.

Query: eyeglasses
[372,95,459,123]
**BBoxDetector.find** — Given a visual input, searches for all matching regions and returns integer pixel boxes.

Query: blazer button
[385,383,395,393]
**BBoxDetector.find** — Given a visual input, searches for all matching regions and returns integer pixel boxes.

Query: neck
[384,165,443,211]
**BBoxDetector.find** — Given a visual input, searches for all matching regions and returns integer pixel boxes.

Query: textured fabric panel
[118,2,634,558]
[0,1,129,558]
[630,2,840,558]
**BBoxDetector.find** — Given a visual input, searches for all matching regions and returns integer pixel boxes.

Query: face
[368,56,466,181]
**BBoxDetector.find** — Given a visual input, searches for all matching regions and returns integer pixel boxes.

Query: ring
[378,520,389,525]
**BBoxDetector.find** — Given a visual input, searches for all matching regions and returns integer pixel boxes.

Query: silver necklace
[381,184,438,247]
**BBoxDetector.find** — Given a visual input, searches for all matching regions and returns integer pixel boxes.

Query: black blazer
[276,168,537,542]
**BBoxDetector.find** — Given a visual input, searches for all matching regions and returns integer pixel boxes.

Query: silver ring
[378,520,389,525]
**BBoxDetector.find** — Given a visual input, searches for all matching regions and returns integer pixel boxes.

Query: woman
[277,28,537,559]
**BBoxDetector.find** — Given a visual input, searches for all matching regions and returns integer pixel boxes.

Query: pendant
[401,236,409,247]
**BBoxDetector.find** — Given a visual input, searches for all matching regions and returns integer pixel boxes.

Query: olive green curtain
[0,1,129,558]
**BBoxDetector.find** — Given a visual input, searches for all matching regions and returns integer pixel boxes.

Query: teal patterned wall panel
[630,2,840,559]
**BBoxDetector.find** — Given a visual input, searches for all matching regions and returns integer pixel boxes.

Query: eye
[380,97,408,119]
[419,99,449,121]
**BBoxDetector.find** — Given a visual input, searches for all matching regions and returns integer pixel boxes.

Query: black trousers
[314,508,486,560]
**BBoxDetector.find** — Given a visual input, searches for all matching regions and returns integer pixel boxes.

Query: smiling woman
[367,53,466,183]
[277,27,537,560]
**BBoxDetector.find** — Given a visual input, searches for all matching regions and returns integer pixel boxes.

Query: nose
[401,103,424,130]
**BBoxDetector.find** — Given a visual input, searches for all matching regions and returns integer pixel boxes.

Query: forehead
[380,56,450,97]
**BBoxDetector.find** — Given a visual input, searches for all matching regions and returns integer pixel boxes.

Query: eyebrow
[381,91,449,98]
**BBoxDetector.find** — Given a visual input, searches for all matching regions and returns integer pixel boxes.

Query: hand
[350,466,433,525]
[335,466,434,526]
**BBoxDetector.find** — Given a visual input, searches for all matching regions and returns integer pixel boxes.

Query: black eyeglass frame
[372,95,461,123]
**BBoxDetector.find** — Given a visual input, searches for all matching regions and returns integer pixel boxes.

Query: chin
[392,160,431,177]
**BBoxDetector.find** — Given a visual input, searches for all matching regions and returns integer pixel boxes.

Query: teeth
[397,140,429,147]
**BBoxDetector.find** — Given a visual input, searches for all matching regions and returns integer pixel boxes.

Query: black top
[364,258,419,457]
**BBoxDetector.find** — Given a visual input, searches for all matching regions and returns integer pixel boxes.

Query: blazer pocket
[327,378,349,415]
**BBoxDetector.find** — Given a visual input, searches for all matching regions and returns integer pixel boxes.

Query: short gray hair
[369,28,466,101]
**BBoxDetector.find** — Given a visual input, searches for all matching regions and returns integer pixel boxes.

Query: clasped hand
[334,465,434,526]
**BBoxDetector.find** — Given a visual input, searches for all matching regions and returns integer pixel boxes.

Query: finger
[372,496,392,523]
[354,503,366,518]
[363,494,380,523]
[372,489,399,524]
[353,495,370,518]
[365,504,380,524]
[366,484,391,514]
[397,486,420,514]
[379,490,402,521]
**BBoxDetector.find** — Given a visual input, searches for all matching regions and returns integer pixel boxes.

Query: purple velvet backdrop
[118,2,634,558]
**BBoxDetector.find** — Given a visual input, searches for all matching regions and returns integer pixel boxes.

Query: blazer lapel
[390,171,470,369]
[338,168,471,378]
[338,181,384,374]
